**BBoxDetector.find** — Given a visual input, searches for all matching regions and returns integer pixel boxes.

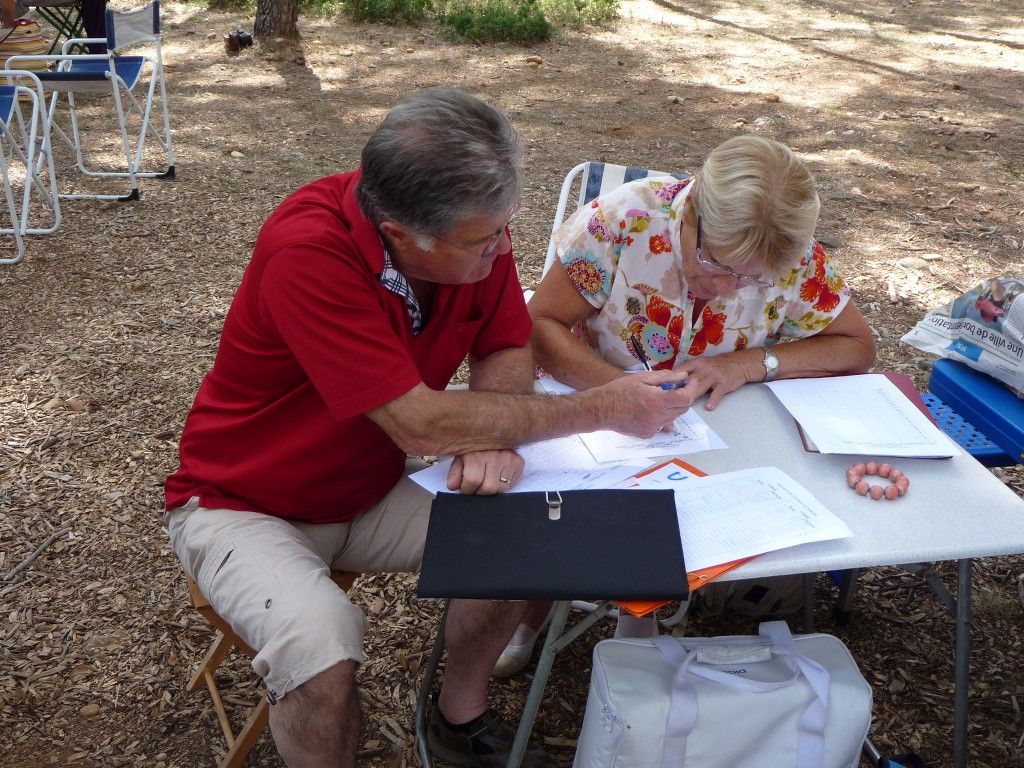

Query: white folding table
[416,382,1024,768]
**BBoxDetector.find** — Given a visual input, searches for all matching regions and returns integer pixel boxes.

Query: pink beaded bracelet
[845,461,909,501]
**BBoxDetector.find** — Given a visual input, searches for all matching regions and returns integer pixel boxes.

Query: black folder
[417,489,688,601]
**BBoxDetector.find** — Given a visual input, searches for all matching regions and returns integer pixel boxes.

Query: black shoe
[427,696,557,768]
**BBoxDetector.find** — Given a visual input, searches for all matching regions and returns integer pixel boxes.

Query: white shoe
[492,608,555,678]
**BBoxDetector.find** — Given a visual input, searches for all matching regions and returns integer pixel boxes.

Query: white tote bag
[573,621,872,768]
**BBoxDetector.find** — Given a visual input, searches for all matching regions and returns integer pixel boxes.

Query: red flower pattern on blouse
[798,243,842,313]
[688,306,727,356]
[649,233,671,254]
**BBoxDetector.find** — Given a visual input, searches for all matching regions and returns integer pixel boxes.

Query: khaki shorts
[165,458,432,700]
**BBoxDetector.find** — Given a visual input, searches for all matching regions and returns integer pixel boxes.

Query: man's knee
[277,660,359,712]
[269,661,361,765]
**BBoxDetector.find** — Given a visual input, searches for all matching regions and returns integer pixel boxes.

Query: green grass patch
[436,0,552,43]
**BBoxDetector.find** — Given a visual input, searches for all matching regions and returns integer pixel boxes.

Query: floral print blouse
[552,177,852,371]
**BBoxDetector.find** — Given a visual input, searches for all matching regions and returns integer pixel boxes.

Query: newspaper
[901,275,1024,397]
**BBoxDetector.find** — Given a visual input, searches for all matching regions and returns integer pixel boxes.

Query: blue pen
[661,380,688,390]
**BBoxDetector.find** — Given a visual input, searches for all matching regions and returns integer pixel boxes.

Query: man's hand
[592,370,693,437]
[447,449,526,495]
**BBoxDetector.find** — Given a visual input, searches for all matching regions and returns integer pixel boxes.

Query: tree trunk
[254,0,299,39]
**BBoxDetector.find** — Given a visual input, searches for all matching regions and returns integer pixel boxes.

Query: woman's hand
[672,351,764,411]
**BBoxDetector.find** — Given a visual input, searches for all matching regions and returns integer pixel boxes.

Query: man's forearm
[377,386,610,457]
[467,345,536,395]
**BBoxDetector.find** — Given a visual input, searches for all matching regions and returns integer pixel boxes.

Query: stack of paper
[766,374,955,458]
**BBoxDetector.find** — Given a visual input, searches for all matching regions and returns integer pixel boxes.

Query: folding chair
[185,569,360,768]
[0,69,60,264]
[5,0,174,202]
[540,161,691,279]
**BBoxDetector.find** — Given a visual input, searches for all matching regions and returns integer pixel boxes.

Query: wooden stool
[185,570,359,768]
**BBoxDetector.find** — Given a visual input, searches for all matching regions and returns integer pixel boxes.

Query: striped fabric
[580,162,690,207]
[0,19,48,74]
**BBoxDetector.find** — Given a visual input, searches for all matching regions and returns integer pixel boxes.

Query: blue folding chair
[5,0,173,202]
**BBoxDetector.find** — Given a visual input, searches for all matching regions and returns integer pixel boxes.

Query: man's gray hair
[355,89,524,237]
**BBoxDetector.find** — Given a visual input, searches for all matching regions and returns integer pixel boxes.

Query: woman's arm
[680,300,877,410]
[527,260,626,390]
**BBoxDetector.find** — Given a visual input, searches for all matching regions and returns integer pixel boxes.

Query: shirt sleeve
[777,240,854,339]
[553,198,621,311]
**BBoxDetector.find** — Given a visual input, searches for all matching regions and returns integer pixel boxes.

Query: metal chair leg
[415,601,449,768]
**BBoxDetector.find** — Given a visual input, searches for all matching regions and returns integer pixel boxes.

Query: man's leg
[427,600,556,768]
[167,504,367,768]
[438,599,527,722]
[270,660,360,768]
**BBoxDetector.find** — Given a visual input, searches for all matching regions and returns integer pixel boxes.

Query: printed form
[766,374,955,457]
[663,467,853,571]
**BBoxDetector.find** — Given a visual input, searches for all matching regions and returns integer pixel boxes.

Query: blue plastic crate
[925,358,1024,468]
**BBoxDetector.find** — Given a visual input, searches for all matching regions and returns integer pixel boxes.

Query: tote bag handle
[654,621,830,768]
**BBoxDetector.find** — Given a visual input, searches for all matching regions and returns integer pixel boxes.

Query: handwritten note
[536,376,727,463]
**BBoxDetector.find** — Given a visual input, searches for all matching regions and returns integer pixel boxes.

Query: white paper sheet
[409,434,648,495]
[536,376,728,463]
[766,375,955,457]
[664,466,853,571]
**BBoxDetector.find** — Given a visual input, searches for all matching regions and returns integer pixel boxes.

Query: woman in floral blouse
[529,134,875,412]
[492,135,876,678]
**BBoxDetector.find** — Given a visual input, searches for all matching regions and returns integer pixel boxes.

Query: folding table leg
[952,558,972,768]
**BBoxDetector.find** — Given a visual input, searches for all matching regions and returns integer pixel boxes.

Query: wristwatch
[762,348,780,381]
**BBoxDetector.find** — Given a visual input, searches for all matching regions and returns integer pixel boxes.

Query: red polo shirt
[165,171,532,524]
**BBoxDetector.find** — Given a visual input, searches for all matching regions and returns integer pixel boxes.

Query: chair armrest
[61,36,107,53]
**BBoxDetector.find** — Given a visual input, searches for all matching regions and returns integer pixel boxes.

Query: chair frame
[542,161,689,278]
[185,570,358,768]
[5,0,174,202]
[0,69,61,264]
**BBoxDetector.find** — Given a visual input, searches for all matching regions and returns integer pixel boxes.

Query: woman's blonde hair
[688,135,820,275]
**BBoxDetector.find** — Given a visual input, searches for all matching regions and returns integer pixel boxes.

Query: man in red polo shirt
[164,88,689,768]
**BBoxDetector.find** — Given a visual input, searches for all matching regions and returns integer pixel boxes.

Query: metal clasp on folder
[546,491,562,521]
